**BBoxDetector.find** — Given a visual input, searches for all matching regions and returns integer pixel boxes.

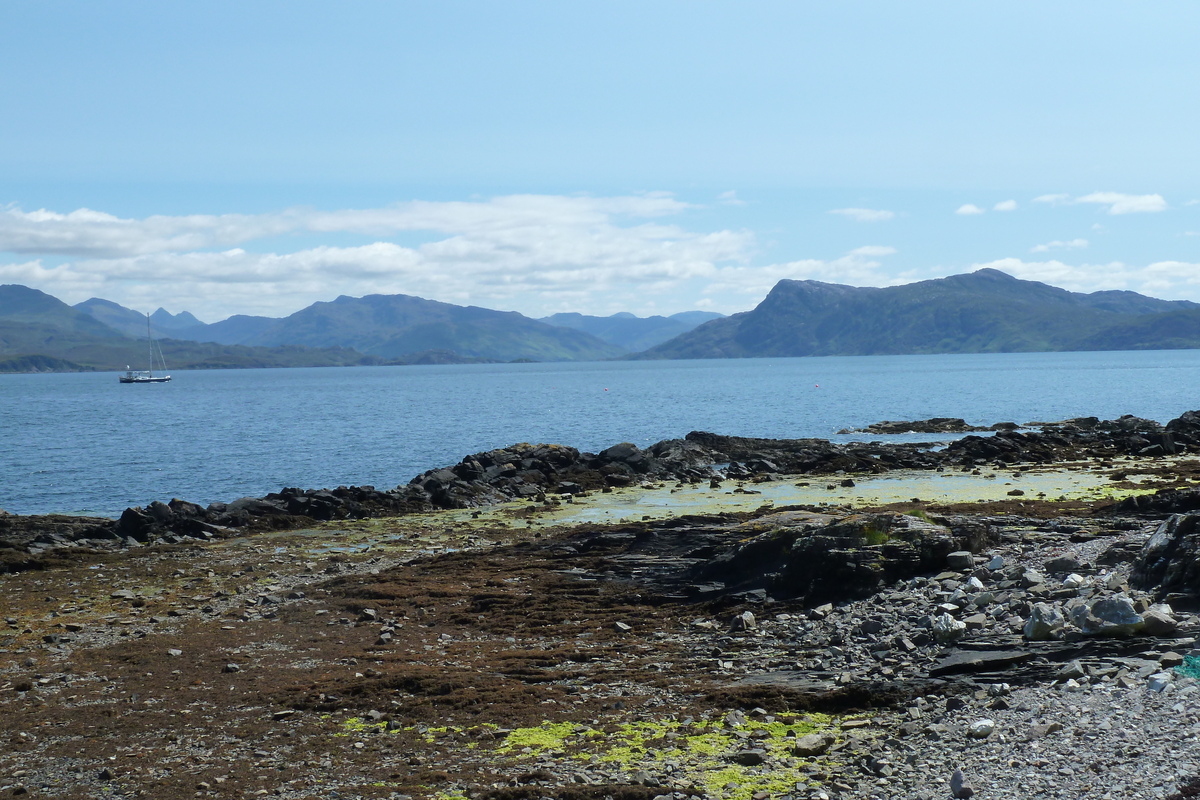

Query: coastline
[3,413,1200,798]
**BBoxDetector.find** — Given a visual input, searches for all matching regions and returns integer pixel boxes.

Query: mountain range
[0,285,717,372]
[637,268,1200,358]
[539,310,723,352]
[4,268,1200,373]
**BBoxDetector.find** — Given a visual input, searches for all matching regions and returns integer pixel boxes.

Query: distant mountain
[176,313,276,345]
[540,310,724,352]
[0,285,374,372]
[186,293,624,362]
[75,297,205,339]
[2,285,128,339]
[72,291,623,363]
[638,269,1200,359]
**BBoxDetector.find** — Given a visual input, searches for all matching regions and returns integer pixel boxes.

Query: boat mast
[146,312,153,378]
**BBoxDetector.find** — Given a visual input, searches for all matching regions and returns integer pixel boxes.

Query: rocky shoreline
[5,411,1200,565]
[4,413,1200,798]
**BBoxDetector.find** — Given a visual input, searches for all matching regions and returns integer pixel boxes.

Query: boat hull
[119,374,171,383]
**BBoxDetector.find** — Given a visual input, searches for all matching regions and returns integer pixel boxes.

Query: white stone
[967,719,995,738]
[933,613,967,643]
[1148,672,1175,693]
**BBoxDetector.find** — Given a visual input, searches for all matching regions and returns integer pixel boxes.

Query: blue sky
[3,2,1199,322]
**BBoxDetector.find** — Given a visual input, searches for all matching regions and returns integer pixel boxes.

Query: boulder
[946,551,975,571]
[793,733,833,757]
[1132,513,1200,597]
[1023,602,1065,640]
[967,719,995,739]
[114,507,155,542]
[1045,554,1083,574]
[932,613,967,643]
[951,769,975,799]
[1142,605,1179,637]
[1079,595,1144,637]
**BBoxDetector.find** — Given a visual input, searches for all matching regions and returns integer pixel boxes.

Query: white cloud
[993,200,1018,212]
[1076,192,1167,215]
[702,246,900,300]
[1030,238,1088,253]
[1030,192,1168,215]
[0,194,697,259]
[0,195,757,319]
[971,257,1200,300]
[718,190,746,206]
[955,204,985,215]
[830,207,895,222]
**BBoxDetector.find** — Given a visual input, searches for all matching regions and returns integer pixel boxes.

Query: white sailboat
[119,313,171,383]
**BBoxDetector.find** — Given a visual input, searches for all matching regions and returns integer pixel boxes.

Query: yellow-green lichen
[491,712,838,800]
[495,720,580,754]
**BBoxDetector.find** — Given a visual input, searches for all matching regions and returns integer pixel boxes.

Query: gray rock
[732,748,767,766]
[1020,569,1046,588]
[730,611,757,631]
[946,551,975,571]
[1056,660,1087,680]
[1143,606,1179,637]
[1148,672,1175,692]
[951,768,974,798]
[1045,554,1083,573]
[1161,652,1186,668]
[793,733,832,756]
[1023,602,1066,640]
[1082,595,1144,637]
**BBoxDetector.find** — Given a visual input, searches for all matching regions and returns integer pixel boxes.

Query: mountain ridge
[10,269,1200,372]
[540,310,723,351]
[637,269,1200,359]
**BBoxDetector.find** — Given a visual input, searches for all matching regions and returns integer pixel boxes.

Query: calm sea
[2,350,1198,517]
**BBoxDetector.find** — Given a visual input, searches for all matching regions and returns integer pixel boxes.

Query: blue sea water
[2,350,1199,517]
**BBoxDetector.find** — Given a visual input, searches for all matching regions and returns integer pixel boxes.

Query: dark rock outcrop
[686,512,992,604]
[1132,514,1200,598]
[837,418,997,435]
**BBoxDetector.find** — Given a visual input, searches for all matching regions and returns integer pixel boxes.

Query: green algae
[488,712,840,800]
[495,720,586,754]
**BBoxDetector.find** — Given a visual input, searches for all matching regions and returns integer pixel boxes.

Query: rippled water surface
[3,350,1199,516]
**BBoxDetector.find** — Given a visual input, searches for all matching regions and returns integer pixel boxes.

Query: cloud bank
[4,190,1198,323]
